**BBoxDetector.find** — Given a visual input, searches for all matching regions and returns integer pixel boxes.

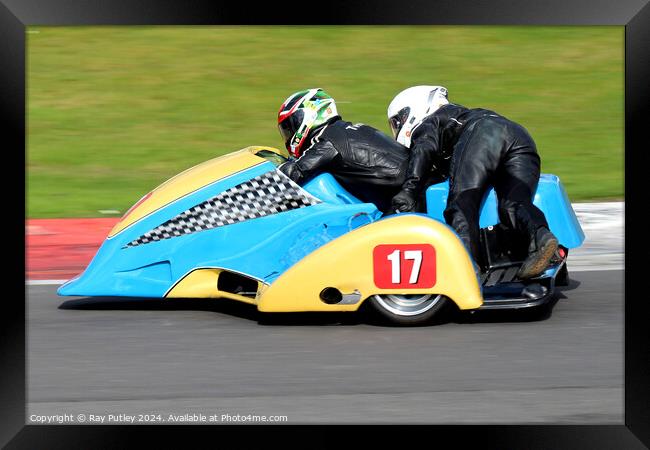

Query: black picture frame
[3,0,648,447]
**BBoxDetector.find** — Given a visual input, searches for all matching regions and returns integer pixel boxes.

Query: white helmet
[387,85,449,147]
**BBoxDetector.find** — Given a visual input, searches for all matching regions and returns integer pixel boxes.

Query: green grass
[27,26,623,218]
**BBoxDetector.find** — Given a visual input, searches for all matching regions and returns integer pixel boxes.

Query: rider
[277,88,410,213]
[387,85,558,279]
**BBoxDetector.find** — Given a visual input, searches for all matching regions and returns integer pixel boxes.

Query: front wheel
[366,293,449,326]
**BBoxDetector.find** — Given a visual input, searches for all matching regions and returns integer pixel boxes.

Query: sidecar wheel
[367,293,448,325]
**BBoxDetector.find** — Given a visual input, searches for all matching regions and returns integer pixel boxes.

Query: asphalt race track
[27,269,623,424]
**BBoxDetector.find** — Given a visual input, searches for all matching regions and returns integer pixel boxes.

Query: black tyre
[366,293,449,326]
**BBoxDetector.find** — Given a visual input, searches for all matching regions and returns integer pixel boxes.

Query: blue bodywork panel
[425,174,585,248]
[58,166,380,297]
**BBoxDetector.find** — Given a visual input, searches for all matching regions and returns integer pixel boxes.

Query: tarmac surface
[27,269,623,424]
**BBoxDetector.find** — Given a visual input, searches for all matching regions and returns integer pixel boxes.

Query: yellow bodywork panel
[108,146,288,237]
[256,214,483,312]
[166,268,261,305]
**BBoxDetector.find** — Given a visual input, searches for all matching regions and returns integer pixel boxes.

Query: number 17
[386,249,423,284]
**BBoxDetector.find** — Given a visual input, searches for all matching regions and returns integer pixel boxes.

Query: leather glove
[391,189,418,213]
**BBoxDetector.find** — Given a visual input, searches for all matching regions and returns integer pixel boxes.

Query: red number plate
[373,244,436,289]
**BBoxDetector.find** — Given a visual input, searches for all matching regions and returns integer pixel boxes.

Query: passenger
[387,85,558,278]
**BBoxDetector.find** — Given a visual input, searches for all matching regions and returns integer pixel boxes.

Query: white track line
[26,279,69,286]
[569,265,623,272]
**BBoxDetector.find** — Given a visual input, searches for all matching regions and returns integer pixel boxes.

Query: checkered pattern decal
[124,170,321,248]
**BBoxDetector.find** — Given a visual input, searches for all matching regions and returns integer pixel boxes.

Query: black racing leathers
[279,118,410,212]
[394,103,549,268]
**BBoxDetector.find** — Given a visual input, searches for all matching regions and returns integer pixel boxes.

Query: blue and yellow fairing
[58,146,583,313]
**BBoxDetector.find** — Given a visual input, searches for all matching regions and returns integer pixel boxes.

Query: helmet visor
[388,106,411,139]
[278,109,305,149]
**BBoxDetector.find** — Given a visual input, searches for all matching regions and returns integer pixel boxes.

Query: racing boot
[517,227,559,279]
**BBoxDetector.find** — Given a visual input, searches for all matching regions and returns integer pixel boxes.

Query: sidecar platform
[475,224,569,310]
[478,258,566,310]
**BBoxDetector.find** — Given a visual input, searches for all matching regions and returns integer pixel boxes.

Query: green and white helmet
[278,88,339,157]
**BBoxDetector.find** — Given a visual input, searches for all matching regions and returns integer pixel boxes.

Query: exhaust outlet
[320,287,343,304]
[319,287,362,305]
